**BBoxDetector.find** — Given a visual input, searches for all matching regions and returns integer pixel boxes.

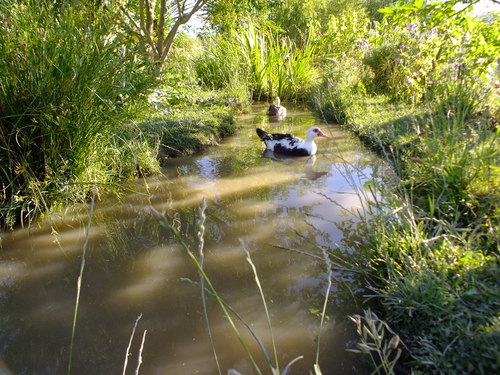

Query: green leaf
[378,7,395,14]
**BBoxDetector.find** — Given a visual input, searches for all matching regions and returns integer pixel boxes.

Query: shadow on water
[0,103,388,374]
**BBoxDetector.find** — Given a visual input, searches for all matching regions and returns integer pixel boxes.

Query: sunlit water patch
[0,103,387,374]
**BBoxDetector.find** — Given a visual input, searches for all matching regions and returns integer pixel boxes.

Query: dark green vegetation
[0,1,155,227]
[1,0,498,374]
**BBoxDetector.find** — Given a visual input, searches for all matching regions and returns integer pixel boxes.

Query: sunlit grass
[194,22,319,101]
[331,82,499,373]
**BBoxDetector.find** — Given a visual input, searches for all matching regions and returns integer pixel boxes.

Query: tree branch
[119,4,158,60]
[120,0,208,66]
[159,0,207,63]
[145,0,156,38]
[157,0,167,58]
[139,0,145,31]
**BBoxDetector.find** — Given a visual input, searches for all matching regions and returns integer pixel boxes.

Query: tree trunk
[119,0,207,68]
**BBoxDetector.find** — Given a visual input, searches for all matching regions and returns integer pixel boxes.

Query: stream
[0,103,386,374]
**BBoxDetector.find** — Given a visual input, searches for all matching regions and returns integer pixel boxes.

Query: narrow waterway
[0,103,385,374]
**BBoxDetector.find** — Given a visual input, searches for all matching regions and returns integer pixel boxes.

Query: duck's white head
[306,126,329,141]
[275,97,281,106]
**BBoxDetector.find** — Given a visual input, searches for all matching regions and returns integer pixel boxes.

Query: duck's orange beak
[317,129,329,138]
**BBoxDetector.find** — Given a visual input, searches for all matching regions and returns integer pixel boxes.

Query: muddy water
[0,103,385,375]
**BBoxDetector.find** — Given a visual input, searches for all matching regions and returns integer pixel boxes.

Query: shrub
[365,2,500,103]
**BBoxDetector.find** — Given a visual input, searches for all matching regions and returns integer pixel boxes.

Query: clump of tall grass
[193,22,319,101]
[194,35,249,95]
[310,56,370,124]
[82,125,161,183]
[236,23,319,101]
[397,81,498,250]
[0,0,158,227]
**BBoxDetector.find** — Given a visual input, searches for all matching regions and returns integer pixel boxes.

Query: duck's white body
[256,126,328,156]
[267,97,287,117]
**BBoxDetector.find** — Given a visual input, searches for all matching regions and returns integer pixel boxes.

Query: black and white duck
[256,126,328,156]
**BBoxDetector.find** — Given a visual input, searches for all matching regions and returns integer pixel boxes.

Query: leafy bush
[364,1,500,103]
[363,25,437,102]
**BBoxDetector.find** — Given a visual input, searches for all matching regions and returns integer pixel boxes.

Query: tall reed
[68,183,97,375]
[152,204,264,374]
[152,199,326,374]
[195,22,319,101]
[0,0,157,227]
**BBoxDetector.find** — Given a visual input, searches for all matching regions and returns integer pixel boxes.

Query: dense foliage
[0,1,163,227]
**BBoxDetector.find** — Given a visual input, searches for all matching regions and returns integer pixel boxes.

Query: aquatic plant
[194,22,319,101]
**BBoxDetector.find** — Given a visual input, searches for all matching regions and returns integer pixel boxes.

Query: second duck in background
[267,97,287,117]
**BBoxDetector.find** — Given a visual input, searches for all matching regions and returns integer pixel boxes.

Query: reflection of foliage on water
[0,204,209,373]
[175,111,321,180]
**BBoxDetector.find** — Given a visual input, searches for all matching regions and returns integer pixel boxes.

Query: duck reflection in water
[261,150,328,180]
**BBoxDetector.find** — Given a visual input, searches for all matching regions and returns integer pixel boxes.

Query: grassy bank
[303,6,499,370]
[141,91,243,162]
[314,84,499,373]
